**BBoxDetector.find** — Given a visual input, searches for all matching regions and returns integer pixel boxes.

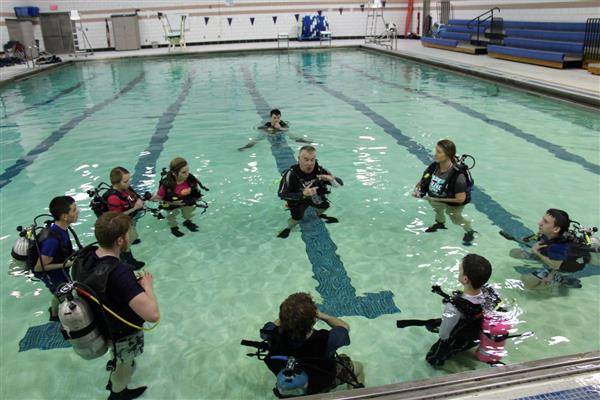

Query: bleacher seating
[420,20,488,54]
[487,20,585,68]
[420,18,586,69]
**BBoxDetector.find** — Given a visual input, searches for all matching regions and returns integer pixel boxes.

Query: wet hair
[270,109,281,117]
[49,196,75,221]
[279,292,317,342]
[95,212,131,248]
[546,208,570,234]
[462,253,492,289]
[110,166,129,185]
[436,139,457,162]
[298,145,316,156]
[166,157,189,188]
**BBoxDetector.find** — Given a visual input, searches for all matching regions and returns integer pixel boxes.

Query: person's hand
[134,199,144,210]
[64,259,74,268]
[316,311,325,320]
[273,122,281,129]
[180,188,192,197]
[138,271,154,291]
[532,242,546,255]
[412,184,421,198]
[317,174,334,183]
[303,186,317,197]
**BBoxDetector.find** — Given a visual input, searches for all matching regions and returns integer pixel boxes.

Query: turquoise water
[1,49,599,399]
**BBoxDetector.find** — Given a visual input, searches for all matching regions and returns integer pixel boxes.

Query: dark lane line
[0,72,145,191]
[242,65,400,319]
[295,63,532,237]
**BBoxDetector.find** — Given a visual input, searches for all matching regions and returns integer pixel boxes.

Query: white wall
[1,0,598,53]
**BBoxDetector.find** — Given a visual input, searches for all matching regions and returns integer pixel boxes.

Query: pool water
[0,49,599,399]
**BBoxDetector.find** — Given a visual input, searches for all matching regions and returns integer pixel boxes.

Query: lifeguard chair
[157,12,187,50]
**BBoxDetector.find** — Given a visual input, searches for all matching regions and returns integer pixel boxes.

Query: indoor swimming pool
[0,49,598,399]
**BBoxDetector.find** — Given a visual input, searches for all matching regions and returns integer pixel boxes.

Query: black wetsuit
[278,163,332,221]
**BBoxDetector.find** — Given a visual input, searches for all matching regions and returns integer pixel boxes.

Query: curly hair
[279,292,317,341]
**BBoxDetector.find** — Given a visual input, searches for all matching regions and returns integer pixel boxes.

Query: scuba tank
[275,357,309,398]
[11,235,29,264]
[475,314,511,364]
[57,282,109,360]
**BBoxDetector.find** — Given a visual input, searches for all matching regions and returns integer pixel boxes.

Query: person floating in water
[238,109,311,151]
[509,209,589,289]
[277,145,343,239]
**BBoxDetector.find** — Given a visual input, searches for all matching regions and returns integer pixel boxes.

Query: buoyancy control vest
[72,246,142,339]
[265,329,336,395]
[419,160,474,205]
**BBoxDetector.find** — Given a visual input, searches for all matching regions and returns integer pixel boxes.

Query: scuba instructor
[72,212,159,400]
[413,139,476,245]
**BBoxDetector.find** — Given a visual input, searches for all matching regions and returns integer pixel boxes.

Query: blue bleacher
[503,37,583,55]
[449,19,492,27]
[438,18,586,68]
[445,26,486,34]
[422,37,459,48]
[501,21,585,31]
[504,29,585,43]
[439,31,472,41]
[487,45,565,63]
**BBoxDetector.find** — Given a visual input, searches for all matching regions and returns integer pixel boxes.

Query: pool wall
[1,0,598,53]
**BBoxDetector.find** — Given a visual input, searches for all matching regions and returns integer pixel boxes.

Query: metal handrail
[467,7,500,43]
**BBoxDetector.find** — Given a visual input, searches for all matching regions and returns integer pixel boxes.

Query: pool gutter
[304,351,600,399]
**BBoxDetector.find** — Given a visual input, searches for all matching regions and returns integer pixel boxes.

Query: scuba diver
[238,109,311,151]
[103,166,145,269]
[65,211,160,400]
[149,157,209,238]
[413,139,476,245]
[397,254,503,367]
[241,292,364,397]
[503,209,596,289]
[277,145,344,239]
[32,196,81,321]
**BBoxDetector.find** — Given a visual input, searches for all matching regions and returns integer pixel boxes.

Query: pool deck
[305,351,600,400]
[1,39,598,107]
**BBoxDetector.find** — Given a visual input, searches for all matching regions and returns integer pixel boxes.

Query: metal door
[40,13,73,54]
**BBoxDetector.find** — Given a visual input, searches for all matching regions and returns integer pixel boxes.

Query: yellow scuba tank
[58,283,109,360]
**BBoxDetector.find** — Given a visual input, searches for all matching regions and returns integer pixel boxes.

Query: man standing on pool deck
[277,145,343,238]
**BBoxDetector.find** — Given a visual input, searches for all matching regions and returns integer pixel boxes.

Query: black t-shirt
[99,256,145,339]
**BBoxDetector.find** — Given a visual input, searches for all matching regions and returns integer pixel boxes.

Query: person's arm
[122,199,144,216]
[278,170,304,201]
[287,133,311,143]
[316,173,343,188]
[108,194,143,215]
[34,237,71,272]
[317,311,350,332]
[239,133,266,151]
[34,254,70,272]
[532,243,563,271]
[437,303,462,340]
[129,271,160,322]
